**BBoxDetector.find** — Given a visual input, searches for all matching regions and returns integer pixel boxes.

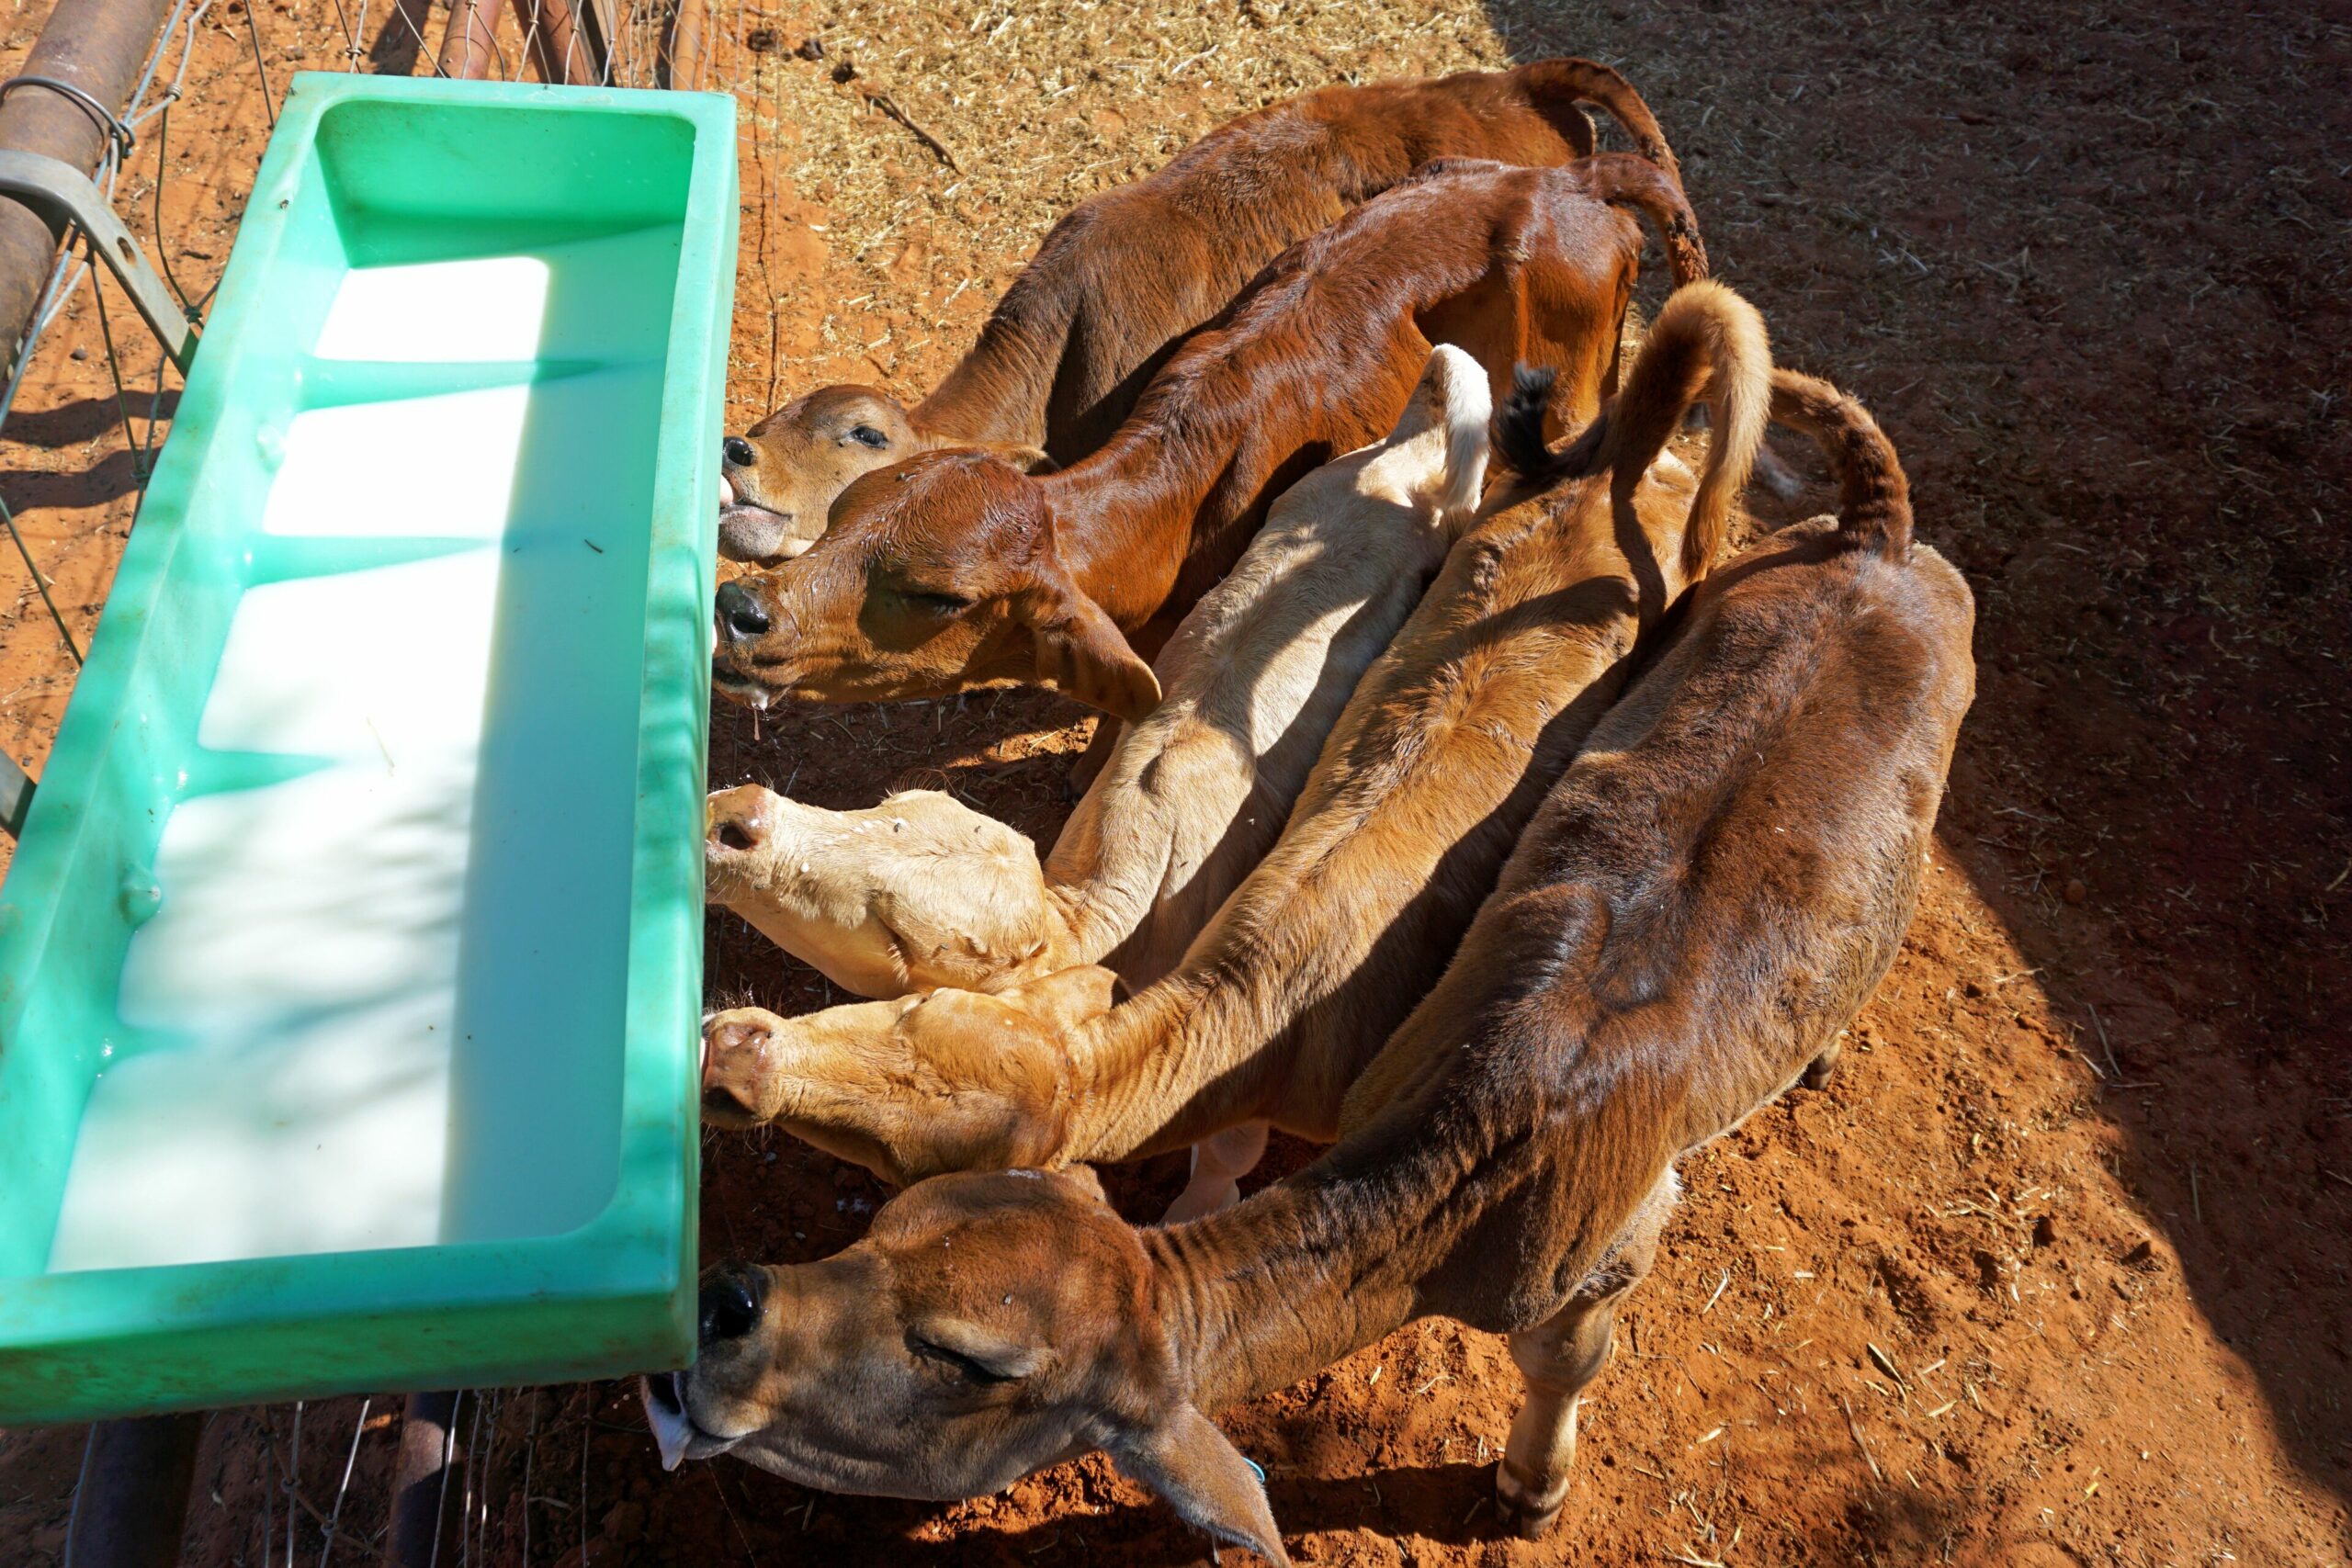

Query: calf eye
[900,586,972,614]
[912,1337,1017,1385]
[848,425,888,448]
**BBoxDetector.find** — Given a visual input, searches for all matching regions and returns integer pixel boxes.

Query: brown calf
[711,156,1704,721]
[716,59,1680,562]
[652,372,1974,1564]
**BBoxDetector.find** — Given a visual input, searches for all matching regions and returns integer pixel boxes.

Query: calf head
[705,784,1058,997]
[711,451,1160,720]
[718,387,919,564]
[718,385,1050,563]
[647,1168,1289,1565]
[699,963,1118,1184]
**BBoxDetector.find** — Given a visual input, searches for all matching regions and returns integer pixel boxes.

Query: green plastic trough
[0,73,737,1423]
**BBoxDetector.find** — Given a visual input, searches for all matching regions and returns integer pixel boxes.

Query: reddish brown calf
[711,156,1704,720]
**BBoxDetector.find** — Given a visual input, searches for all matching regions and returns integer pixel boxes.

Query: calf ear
[968,440,1055,473]
[1012,557,1161,722]
[1006,964,1122,1032]
[1115,1405,1289,1566]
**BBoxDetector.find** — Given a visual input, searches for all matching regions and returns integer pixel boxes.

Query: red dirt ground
[1,0,2346,1564]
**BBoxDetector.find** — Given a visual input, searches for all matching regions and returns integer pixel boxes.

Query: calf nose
[707,804,765,855]
[700,1266,766,1346]
[722,434,756,468]
[701,1014,774,1123]
[715,580,772,639]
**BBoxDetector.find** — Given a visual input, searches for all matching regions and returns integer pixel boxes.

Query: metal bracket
[0,150,194,372]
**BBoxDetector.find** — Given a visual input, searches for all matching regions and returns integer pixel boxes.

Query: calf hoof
[1494,1490,1565,1541]
[1493,1467,1566,1540]
[1803,1042,1842,1090]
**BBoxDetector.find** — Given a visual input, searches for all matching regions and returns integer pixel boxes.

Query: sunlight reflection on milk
[43,254,550,1271]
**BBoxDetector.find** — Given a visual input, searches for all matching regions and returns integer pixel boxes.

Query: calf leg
[1803,1038,1842,1089]
[1066,718,1121,800]
[1161,1122,1270,1224]
[1495,1171,1674,1540]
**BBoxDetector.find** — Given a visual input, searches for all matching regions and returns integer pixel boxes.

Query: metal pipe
[661,0,706,92]
[0,151,194,369]
[0,0,176,376]
[63,1413,205,1568]
[383,1391,465,1568]
[518,0,605,88]
[435,0,503,81]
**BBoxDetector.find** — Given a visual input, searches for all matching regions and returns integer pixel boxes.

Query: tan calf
[704,344,1492,1000]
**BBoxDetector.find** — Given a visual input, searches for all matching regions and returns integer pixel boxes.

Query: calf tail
[1385,344,1494,522]
[1512,57,1683,186]
[1487,283,1768,584]
[1433,355,1494,523]
[1575,152,1708,288]
[1491,363,1586,490]
[1594,280,1770,582]
[1767,370,1914,559]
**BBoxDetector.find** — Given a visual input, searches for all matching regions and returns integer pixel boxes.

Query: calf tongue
[718,471,737,508]
[640,1373,695,1472]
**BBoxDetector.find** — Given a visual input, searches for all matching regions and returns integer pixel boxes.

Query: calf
[697,280,1769,1193]
[716,60,1679,562]
[711,156,1703,721]
[650,370,1975,1564]
[705,344,1493,1001]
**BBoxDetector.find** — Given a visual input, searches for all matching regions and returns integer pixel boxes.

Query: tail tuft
[1574,153,1708,288]
[1766,371,1913,558]
[1582,279,1770,585]
[1493,365,1566,483]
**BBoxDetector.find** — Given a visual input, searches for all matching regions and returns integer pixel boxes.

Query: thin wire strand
[243,0,278,126]
[0,495,81,664]
[285,1400,303,1568]
[86,255,154,491]
[314,1396,370,1568]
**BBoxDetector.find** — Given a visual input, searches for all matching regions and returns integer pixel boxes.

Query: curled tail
[1768,370,1913,558]
[1573,152,1708,288]
[1491,281,1770,585]
[1512,57,1684,187]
